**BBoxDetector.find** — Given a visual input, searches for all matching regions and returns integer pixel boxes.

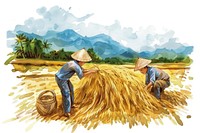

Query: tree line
[5,33,192,65]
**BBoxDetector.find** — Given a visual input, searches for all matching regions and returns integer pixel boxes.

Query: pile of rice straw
[65,65,190,132]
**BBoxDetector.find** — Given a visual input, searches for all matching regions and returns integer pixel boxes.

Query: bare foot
[64,112,71,117]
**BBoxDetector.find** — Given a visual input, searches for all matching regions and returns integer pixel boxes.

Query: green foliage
[87,48,102,63]
[15,33,27,58]
[14,34,53,59]
[4,54,17,65]
[151,56,192,63]
[43,50,73,61]
[43,40,52,53]
[104,57,124,65]
[152,57,173,63]
[182,56,193,64]
[5,33,193,65]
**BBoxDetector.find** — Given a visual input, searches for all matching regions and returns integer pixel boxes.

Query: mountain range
[8,29,193,59]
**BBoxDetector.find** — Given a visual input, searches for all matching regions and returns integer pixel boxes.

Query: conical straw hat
[134,58,151,71]
[71,48,92,62]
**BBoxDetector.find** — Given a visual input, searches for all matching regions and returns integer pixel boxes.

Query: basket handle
[38,90,56,101]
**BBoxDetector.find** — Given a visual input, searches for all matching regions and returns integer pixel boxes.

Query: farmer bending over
[55,48,96,117]
[134,58,170,99]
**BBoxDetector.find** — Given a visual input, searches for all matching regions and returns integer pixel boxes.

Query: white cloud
[12,5,189,52]
[14,6,93,35]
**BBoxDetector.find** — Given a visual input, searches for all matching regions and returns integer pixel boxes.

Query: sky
[4,0,200,52]
[1,0,200,133]
[9,6,179,52]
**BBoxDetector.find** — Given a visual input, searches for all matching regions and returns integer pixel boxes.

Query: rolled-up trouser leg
[153,80,170,99]
[55,76,71,113]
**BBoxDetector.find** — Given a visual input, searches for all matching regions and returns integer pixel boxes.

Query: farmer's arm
[145,68,155,91]
[74,64,96,79]
[146,82,153,88]
[83,69,89,73]
[145,82,153,92]
[72,64,84,79]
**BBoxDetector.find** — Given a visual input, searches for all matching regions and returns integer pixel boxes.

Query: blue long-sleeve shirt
[55,60,83,81]
[145,66,169,85]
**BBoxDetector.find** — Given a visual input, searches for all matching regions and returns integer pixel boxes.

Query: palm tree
[30,39,36,57]
[30,38,44,58]
[14,45,24,58]
[57,48,66,60]
[23,38,33,58]
[15,33,27,58]
[35,39,44,58]
[43,40,52,53]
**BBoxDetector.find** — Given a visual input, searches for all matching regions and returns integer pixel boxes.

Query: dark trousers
[151,79,170,99]
[55,76,74,113]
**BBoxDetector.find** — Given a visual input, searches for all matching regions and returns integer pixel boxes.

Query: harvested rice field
[4,60,193,132]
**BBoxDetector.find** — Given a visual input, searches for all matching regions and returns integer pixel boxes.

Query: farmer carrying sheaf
[134,58,170,99]
[55,48,96,117]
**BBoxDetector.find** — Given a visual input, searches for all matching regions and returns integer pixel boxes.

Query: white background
[0,0,200,133]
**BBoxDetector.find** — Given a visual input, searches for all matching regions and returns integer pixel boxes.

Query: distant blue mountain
[17,29,133,58]
[173,46,193,55]
[14,29,193,59]
[120,48,139,58]
[153,48,178,59]
[139,51,154,59]
[56,29,82,42]
[140,47,193,59]
[17,30,43,40]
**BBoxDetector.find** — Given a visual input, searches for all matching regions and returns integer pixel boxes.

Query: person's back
[145,66,170,85]
[56,60,83,81]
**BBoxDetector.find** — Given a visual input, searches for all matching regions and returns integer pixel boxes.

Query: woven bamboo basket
[36,90,57,116]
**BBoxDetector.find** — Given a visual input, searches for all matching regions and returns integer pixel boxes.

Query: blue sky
[8,5,192,52]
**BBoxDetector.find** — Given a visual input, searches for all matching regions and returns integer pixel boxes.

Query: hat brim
[134,58,151,71]
[71,48,92,62]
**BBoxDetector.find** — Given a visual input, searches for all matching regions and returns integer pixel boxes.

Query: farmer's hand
[83,69,97,77]
[144,85,152,92]
[84,68,97,73]
[89,69,97,73]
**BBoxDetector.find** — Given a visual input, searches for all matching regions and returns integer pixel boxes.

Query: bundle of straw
[66,65,190,132]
